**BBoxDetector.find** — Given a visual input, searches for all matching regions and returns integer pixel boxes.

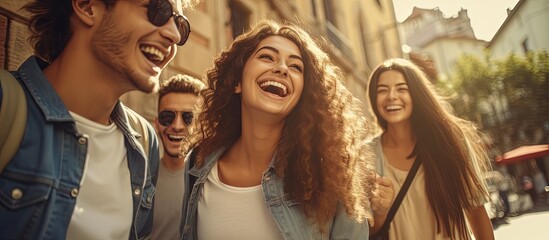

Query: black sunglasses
[158,110,193,126]
[147,0,191,46]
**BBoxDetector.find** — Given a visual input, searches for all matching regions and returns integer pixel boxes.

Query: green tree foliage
[438,54,494,123]
[438,50,549,154]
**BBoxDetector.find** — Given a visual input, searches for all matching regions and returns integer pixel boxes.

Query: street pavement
[493,202,549,240]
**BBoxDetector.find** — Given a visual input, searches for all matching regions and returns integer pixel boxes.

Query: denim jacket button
[133,188,141,196]
[78,137,87,145]
[11,188,23,200]
[70,188,79,198]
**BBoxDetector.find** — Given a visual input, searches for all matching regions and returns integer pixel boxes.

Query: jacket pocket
[0,176,51,209]
[0,176,53,239]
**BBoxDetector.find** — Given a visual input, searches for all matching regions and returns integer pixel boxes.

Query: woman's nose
[388,88,397,99]
[272,63,289,77]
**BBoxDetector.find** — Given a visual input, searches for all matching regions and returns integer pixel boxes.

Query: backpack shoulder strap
[0,69,27,174]
[125,107,150,158]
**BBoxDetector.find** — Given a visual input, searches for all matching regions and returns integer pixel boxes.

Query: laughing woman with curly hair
[180,20,376,239]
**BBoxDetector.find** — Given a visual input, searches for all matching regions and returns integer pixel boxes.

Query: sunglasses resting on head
[147,0,191,46]
[158,110,193,126]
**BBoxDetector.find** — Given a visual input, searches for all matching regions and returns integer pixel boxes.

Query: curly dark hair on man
[188,19,376,231]
[23,0,116,62]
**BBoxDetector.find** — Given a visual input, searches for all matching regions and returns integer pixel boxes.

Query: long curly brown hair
[368,58,490,239]
[186,20,376,230]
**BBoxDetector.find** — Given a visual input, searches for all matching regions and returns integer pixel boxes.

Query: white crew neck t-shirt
[66,112,132,240]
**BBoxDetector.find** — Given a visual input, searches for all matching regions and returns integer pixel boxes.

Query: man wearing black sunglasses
[151,74,204,240]
[0,0,198,239]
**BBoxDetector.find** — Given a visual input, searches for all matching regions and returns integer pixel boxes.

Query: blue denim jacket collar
[187,147,224,178]
[18,56,73,122]
[18,56,143,141]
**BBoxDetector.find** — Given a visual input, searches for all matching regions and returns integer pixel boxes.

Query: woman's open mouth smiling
[259,80,289,97]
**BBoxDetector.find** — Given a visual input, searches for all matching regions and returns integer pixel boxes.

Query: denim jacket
[180,148,368,240]
[0,57,159,240]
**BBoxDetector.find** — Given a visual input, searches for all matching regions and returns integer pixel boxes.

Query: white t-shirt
[151,161,186,240]
[66,112,132,240]
[197,162,283,240]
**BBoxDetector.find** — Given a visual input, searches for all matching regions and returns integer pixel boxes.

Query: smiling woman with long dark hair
[367,58,494,240]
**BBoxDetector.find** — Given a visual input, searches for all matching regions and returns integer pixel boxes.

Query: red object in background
[495,144,549,165]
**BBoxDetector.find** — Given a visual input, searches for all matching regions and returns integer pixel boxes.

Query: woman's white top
[375,137,453,240]
[197,162,283,240]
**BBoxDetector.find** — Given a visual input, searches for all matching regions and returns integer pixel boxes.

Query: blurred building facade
[488,0,549,59]
[398,7,487,81]
[487,0,549,196]
[486,0,549,151]
[481,0,549,143]
[0,0,403,123]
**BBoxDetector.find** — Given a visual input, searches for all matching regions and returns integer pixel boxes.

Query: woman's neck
[225,116,283,164]
[217,119,284,187]
[382,122,417,169]
[383,122,415,148]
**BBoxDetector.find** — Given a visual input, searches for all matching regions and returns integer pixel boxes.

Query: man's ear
[234,82,242,93]
[72,0,102,27]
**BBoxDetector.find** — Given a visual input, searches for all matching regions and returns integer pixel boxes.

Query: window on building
[323,0,336,26]
[228,0,250,39]
[358,11,371,69]
[311,0,317,18]
[381,32,389,59]
[521,37,530,53]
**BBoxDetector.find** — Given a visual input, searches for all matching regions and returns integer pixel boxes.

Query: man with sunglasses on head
[0,0,197,239]
[151,74,204,240]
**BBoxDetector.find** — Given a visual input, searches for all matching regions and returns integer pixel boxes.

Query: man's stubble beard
[91,12,157,93]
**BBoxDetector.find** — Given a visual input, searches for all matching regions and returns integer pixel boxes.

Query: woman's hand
[371,175,394,215]
[369,175,395,235]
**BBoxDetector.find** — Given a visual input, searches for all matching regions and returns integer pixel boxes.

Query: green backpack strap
[0,69,27,174]
[125,106,150,159]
